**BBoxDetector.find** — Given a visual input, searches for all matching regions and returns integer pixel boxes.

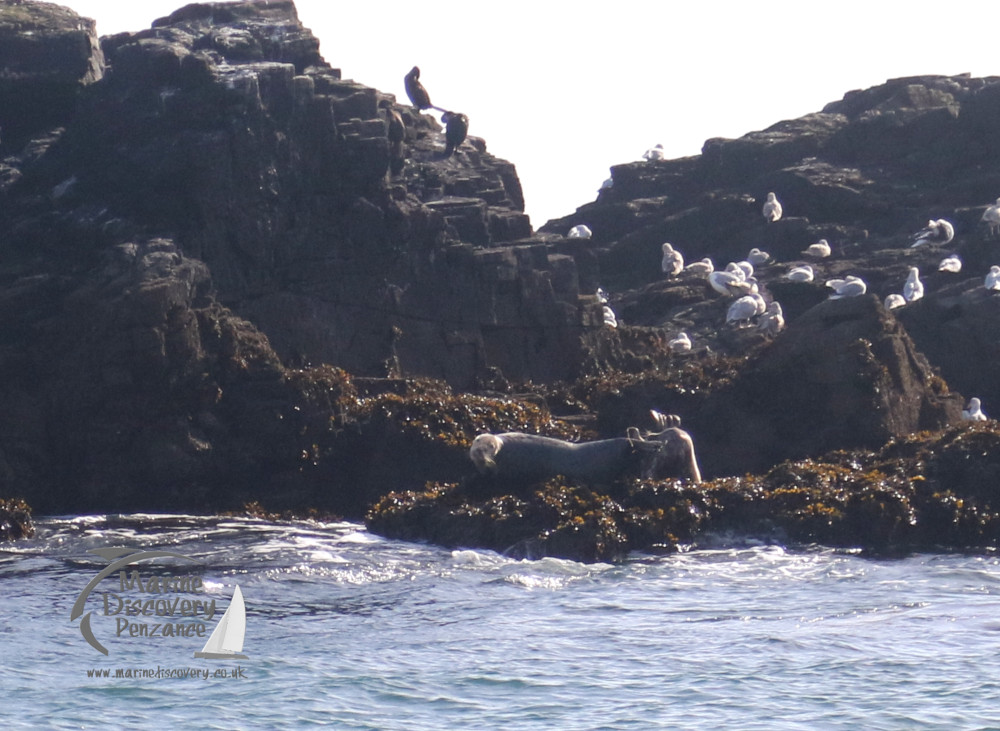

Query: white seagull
[903,267,924,302]
[568,224,592,239]
[786,265,814,282]
[708,270,742,295]
[938,254,962,273]
[726,293,766,326]
[684,257,714,275]
[747,247,772,266]
[719,264,758,295]
[826,275,867,299]
[757,301,785,336]
[668,332,692,353]
[803,239,832,258]
[708,269,747,296]
[762,192,783,222]
[911,219,954,248]
[963,397,988,422]
[602,305,618,328]
[732,260,755,279]
[983,198,1000,237]
[643,144,666,161]
[730,276,760,296]
[986,265,1000,292]
[661,243,684,276]
[884,293,906,310]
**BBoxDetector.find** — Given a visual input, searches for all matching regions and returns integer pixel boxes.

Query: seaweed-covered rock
[0,497,34,541]
[368,480,633,563]
[367,422,1000,562]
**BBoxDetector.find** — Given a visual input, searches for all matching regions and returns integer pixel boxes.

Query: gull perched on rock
[963,397,988,421]
[715,264,758,296]
[747,247,772,266]
[986,265,1000,292]
[731,260,754,279]
[726,293,766,326]
[661,243,684,276]
[786,264,814,282]
[568,224,592,239]
[903,267,924,302]
[757,301,785,336]
[803,239,831,258]
[884,293,906,310]
[730,275,759,296]
[826,275,867,299]
[668,332,692,353]
[911,219,954,248]
[938,254,962,273]
[762,192,783,222]
[708,269,746,296]
[643,144,666,161]
[684,257,714,275]
[602,305,618,328]
[983,198,1000,237]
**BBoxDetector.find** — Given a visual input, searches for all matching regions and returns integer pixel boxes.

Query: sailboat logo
[195,584,249,660]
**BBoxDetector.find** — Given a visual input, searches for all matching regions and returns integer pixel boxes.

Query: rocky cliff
[2,1,1000,558]
[542,73,1000,475]
[0,0,603,515]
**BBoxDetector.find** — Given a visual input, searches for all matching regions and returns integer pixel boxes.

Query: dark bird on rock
[384,105,404,157]
[442,110,469,157]
[404,66,442,112]
[381,102,406,176]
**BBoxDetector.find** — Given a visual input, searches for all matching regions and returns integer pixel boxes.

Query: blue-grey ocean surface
[3,514,1000,730]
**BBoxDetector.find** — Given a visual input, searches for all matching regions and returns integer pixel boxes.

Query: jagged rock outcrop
[544,73,1000,436]
[5,0,601,393]
[0,0,104,151]
[693,294,959,477]
[0,0,609,515]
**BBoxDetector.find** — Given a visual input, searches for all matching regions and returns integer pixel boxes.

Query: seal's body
[471,433,639,483]
[470,426,701,484]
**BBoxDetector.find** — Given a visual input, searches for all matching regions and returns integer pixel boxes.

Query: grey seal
[470,417,701,485]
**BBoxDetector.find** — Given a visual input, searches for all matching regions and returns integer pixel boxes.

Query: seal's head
[469,434,503,473]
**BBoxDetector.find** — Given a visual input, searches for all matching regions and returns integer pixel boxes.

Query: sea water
[3,514,1000,730]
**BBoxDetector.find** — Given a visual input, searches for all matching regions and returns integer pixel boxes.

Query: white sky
[66,0,1000,227]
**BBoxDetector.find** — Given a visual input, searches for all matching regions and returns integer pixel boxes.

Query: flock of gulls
[397,78,997,425]
[574,157,1000,423]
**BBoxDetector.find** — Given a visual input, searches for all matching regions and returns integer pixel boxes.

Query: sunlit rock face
[0,0,105,150]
